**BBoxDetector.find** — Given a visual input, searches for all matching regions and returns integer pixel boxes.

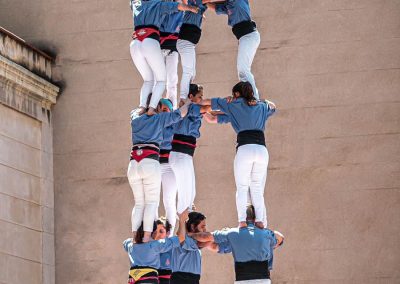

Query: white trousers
[169,151,196,214]
[130,38,166,109]
[235,280,271,284]
[162,50,179,109]
[234,144,269,224]
[237,31,261,100]
[160,162,178,234]
[177,39,196,99]
[127,159,161,232]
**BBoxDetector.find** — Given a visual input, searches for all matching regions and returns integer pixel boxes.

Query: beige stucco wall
[0,29,59,284]
[1,0,399,283]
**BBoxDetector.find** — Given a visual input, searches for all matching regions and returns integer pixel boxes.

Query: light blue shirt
[172,104,202,138]
[123,237,180,268]
[160,11,183,33]
[132,0,179,28]
[161,125,175,150]
[215,0,252,27]
[131,109,182,145]
[211,97,275,133]
[182,0,207,29]
[170,236,202,275]
[213,224,277,270]
[159,250,172,270]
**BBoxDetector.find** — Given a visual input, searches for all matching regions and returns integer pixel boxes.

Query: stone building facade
[0,28,59,283]
[0,0,399,283]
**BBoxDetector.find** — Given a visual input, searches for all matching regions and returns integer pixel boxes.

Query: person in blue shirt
[129,0,198,115]
[199,81,276,228]
[169,84,212,216]
[189,205,284,283]
[177,0,208,100]
[153,217,174,284]
[128,97,191,243]
[158,98,179,237]
[160,3,184,109]
[170,211,209,284]
[204,0,261,100]
[123,210,189,284]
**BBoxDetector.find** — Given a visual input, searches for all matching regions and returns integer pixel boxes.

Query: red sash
[158,274,171,279]
[133,28,160,41]
[160,34,179,45]
[171,139,196,148]
[131,149,159,162]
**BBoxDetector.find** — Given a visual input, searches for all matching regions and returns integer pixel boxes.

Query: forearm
[190,232,214,242]
[177,219,186,243]
[198,98,212,106]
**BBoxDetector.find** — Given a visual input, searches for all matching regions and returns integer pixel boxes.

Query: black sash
[179,24,202,44]
[170,272,200,284]
[236,130,266,148]
[234,260,270,281]
[232,20,257,40]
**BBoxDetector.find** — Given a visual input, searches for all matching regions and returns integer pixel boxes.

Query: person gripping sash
[200,81,276,228]
[128,98,192,243]
[204,0,261,99]
[129,0,198,115]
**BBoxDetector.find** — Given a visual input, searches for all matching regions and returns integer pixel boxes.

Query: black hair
[188,84,203,98]
[186,212,206,233]
[246,204,256,222]
[232,81,256,106]
[134,221,158,244]
[156,217,172,233]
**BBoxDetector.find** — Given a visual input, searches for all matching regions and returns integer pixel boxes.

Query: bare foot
[255,221,264,229]
[239,221,247,228]
[138,107,146,115]
[147,107,156,116]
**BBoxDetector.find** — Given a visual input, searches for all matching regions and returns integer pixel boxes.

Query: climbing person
[199,81,276,228]
[204,0,261,99]
[160,3,184,109]
[128,97,191,243]
[177,0,207,101]
[129,0,198,115]
[169,84,211,215]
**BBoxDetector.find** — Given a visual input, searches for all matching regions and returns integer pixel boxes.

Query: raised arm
[177,208,190,244]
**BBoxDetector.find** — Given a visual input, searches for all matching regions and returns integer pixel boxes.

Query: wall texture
[0,29,59,284]
[0,0,399,283]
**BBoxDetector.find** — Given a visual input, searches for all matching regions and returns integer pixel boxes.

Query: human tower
[123,1,285,283]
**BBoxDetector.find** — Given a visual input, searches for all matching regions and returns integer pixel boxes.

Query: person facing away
[189,205,284,284]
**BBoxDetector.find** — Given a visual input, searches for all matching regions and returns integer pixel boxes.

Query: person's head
[246,204,256,223]
[157,98,173,113]
[188,84,204,103]
[232,81,256,105]
[186,211,207,233]
[152,217,172,240]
